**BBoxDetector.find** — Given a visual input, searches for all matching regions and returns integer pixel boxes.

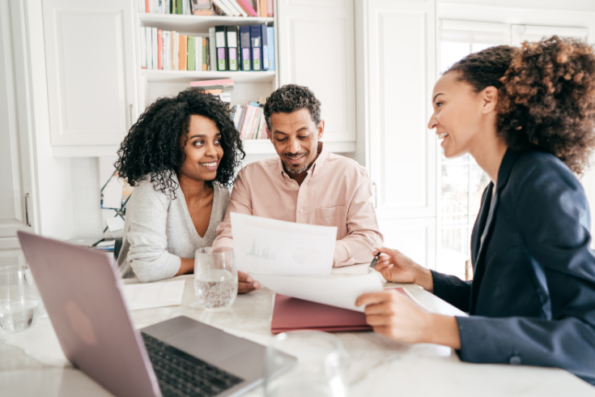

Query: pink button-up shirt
[213,144,383,267]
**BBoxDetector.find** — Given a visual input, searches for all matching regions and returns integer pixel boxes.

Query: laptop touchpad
[165,325,250,365]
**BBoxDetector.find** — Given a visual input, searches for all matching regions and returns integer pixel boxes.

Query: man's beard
[284,152,310,174]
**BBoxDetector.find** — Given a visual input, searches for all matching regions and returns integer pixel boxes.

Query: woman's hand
[355,290,461,348]
[238,271,260,294]
[374,247,434,291]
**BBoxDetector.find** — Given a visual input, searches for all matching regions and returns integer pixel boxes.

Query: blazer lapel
[469,148,522,314]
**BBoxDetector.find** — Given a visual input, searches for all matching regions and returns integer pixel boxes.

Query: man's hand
[355,290,461,348]
[373,247,434,291]
[238,271,260,294]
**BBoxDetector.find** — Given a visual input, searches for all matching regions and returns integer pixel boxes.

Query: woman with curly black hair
[115,89,244,283]
[357,36,595,384]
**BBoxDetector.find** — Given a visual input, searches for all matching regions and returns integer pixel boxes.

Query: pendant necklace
[189,185,205,220]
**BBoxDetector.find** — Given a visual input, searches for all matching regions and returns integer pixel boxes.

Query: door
[276,0,356,145]
[0,0,36,259]
[42,0,137,147]
[358,0,438,268]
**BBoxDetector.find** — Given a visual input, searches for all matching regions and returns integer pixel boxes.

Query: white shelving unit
[138,13,278,155]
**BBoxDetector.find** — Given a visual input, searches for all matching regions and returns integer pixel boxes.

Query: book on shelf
[140,0,273,17]
[189,78,234,103]
[141,25,273,73]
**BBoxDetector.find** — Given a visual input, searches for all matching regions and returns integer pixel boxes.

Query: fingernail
[247,276,253,282]
[254,282,260,289]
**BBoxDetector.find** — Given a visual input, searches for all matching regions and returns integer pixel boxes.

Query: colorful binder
[215,25,227,71]
[260,24,269,71]
[226,26,240,71]
[187,36,195,71]
[240,26,251,71]
[267,26,275,71]
[250,25,262,71]
[178,34,187,71]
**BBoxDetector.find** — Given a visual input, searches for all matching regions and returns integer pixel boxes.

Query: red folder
[271,294,371,334]
[271,288,416,334]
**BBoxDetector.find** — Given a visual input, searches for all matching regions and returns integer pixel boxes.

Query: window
[436,20,589,280]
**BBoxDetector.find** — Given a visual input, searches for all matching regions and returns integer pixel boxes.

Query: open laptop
[17,231,296,397]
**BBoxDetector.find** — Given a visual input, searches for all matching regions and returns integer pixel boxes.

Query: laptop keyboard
[142,332,244,397]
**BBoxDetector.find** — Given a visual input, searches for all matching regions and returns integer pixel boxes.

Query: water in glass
[0,265,42,333]
[194,248,238,311]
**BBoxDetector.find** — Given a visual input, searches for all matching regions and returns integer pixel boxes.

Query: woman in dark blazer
[356,36,595,385]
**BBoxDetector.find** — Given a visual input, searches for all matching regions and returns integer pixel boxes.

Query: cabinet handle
[372,182,378,209]
[24,193,31,227]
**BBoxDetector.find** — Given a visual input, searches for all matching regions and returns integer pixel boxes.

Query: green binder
[187,37,196,71]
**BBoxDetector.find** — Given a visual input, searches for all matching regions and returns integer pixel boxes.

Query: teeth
[438,132,448,139]
[201,162,217,167]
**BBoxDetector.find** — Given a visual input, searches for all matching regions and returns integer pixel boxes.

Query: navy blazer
[431,148,595,385]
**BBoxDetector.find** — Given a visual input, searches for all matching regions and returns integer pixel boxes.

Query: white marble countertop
[1,264,594,397]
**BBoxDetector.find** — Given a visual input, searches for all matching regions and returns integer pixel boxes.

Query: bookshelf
[138,11,278,155]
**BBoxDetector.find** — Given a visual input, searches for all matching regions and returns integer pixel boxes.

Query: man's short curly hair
[263,84,321,130]
[114,89,245,198]
[447,36,595,175]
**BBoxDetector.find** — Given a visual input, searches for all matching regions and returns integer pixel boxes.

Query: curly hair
[263,84,322,130]
[114,89,245,198]
[447,36,595,174]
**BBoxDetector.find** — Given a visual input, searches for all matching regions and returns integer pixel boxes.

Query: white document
[256,273,384,312]
[123,280,185,311]
[231,213,337,276]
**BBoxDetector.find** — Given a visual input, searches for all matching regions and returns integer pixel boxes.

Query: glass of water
[265,331,349,397]
[0,264,42,333]
[194,247,238,311]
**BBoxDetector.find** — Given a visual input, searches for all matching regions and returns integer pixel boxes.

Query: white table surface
[1,264,594,397]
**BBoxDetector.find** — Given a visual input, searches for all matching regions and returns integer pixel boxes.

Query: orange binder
[178,34,187,71]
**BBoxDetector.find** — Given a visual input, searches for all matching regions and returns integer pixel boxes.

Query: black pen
[369,251,381,272]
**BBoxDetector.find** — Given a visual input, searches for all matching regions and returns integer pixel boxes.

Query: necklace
[188,185,205,220]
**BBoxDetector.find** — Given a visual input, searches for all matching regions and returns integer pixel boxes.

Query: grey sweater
[117,177,230,282]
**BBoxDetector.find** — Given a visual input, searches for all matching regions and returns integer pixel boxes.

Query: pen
[369,251,381,272]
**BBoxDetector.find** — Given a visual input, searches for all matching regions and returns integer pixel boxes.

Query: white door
[276,0,356,147]
[358,0,438,268]
[42,0,137,147]
[0,0,36,260]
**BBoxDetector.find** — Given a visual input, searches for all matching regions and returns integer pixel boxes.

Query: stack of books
[140,0,274,18]
[230,103,267,140]
[189,78,233,103]
[141,25,275,72]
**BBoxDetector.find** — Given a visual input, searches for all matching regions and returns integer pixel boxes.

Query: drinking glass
[265,331,349,397]
[0,264,42,333]
[194,247,238,311]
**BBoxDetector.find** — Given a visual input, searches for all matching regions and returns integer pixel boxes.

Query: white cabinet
[357,0,437,268]
[0,0,36,255]
[43,0,137,152]
[277,0,356,149]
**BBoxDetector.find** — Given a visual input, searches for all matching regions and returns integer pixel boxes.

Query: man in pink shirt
[213,84,383,293]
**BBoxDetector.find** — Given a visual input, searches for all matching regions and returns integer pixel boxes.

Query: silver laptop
[17,231,296,397]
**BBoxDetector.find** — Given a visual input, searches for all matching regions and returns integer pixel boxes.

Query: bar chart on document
[230,213,337,276]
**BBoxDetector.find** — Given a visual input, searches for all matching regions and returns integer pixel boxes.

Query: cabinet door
[0,0,35,244]
[43,0,137,146]
[358,0,437,267]
[277,0,356,144]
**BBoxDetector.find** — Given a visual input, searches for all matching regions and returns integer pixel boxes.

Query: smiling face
[268,108,325,175]
[178,114,223,182]
[428,71,495,158]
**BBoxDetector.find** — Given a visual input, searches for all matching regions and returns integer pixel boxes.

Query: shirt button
[299,209,303,213]
[509,355,522,365]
